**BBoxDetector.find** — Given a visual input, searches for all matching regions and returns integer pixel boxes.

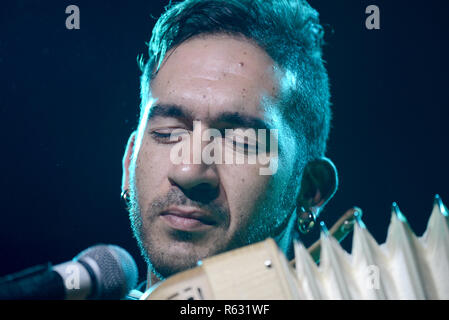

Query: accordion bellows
[294,196,449,299]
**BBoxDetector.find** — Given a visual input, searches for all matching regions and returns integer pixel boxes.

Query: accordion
[141,195,449,300]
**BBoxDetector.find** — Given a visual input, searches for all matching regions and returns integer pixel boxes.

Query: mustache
[149,188,229,220]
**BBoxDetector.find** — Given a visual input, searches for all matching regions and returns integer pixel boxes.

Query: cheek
[220,164,270,223]
[134,138,169,202]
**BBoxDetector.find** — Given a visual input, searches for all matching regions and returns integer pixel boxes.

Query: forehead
[150,34,279,122]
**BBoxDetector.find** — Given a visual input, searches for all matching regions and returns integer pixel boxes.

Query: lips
[160,207,217,231]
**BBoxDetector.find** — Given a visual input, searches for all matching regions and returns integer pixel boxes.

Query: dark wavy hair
[138,0,331,162]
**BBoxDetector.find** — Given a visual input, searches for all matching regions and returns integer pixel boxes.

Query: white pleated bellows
[294,195,449,299]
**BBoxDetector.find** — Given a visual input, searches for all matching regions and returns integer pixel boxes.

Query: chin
[149,250,203,278]
[145,240,216,276]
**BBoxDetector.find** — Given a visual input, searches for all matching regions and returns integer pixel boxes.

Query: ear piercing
[297,206,317,234]
[121,189,130,205]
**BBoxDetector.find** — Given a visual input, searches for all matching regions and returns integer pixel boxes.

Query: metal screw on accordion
[297,207,316,234]
[264,260,272,268]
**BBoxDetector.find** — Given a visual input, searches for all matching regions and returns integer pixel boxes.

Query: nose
[168,163,220,202]
[167,121,221,202]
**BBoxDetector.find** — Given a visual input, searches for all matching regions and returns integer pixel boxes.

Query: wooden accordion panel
[142,196,449,300]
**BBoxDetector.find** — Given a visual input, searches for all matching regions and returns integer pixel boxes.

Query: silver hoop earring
[297,206,316,234]
[121,189,130,206]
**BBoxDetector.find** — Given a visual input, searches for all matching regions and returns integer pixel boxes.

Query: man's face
[128,35,298,278]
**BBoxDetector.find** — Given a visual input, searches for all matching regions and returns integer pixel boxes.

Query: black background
[1,0,448,285]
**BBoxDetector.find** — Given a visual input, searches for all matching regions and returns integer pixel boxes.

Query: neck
[146,270,162,290]
[273,207,298,260]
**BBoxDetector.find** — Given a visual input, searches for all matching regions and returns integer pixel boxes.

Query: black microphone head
[74,245,138,300]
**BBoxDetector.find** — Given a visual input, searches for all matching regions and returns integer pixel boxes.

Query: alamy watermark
[65,5,80,30]
[167,121,279,176]
[366,264,380,290]
[65,5,380,31]
[365,5,380,30]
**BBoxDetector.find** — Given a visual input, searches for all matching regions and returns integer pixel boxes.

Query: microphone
[0,244,138,300]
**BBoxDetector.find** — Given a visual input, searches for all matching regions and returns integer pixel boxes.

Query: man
[121,0,337,289]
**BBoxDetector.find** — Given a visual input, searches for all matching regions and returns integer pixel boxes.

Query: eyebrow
[148,104,270,131]
[213,112,270,131]
[148,104,194,122]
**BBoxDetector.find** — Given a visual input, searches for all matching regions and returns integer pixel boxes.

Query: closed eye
[150,128,189,143]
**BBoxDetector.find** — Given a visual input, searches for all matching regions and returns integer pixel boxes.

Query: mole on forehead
[150,35,280,117]
[161,35,275,76]
[153,58,277,101]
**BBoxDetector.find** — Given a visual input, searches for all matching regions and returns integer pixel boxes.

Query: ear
[121,131,137,194]
[296,157,338,219]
